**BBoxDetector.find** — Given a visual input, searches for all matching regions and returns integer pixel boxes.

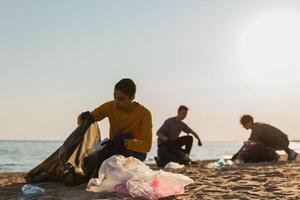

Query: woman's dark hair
[240,114,254,125]
[114,78,136,98]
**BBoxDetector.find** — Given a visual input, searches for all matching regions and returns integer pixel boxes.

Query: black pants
[83,133,146,178]
[157,135,193,166]
[167,135,193,155]
[238,141,279,163]
[259,135,290,154]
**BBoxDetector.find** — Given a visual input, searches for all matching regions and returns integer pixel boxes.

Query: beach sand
[1,157,300,199]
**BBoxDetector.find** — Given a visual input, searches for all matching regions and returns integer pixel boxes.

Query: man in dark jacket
[240,114,297,161]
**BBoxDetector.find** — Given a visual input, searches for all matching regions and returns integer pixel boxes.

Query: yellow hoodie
[90,101,152,153]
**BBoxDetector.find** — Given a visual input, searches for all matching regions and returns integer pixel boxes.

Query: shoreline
[1,158,300,199]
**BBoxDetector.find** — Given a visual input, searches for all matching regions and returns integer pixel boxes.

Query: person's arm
[77,102,110,125]
[125,110,153,153]
[157,132,168,141]
[156,120,170,141]
[183,123,202,146]
[189,130,200,141]
[191,131,202,146]
[248,125,262,143]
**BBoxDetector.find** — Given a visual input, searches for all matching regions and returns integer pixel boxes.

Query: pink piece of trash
[115,184,129,196]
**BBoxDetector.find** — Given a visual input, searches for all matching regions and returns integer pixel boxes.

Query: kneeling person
[81,78,153,177]
[155,105,202,167]
[236,114,297,162]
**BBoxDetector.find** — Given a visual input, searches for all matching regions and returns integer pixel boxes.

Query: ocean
[0,140,299,173]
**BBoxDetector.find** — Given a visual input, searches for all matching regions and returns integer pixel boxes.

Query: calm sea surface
[0,140,299,172]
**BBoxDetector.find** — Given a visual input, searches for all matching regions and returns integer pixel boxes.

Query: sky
[1,0,300,142]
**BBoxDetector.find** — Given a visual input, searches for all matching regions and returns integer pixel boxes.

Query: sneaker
[288,150,298,161]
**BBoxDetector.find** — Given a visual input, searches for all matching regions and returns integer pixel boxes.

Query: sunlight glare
[238,10,300,86]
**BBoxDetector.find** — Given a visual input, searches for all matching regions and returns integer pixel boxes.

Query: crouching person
[155,105,202,167]
[233,114,297,163]
[81,78,153,178]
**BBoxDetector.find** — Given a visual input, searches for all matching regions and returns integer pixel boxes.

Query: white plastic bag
[87,155,194,197]
[22,184,45,197]
[127,171,193,200]
[164,162,184,169]
[87,155,155,192]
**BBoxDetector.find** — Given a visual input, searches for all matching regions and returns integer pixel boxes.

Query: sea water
[0,140,299,172]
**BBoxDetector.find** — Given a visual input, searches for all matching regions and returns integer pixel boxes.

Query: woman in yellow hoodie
[79,78,153,178]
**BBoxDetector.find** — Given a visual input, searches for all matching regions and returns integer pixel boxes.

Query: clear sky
[1,0,300,142]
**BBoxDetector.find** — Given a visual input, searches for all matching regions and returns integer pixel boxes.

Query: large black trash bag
[59,118,94,163]
[232,141,279,163]
[25,113,98,185]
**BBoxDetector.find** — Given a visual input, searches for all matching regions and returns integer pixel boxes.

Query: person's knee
[185,135,193,143]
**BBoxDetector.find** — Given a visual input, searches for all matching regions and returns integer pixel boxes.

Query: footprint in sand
[250,177,267,182]
[228,177,243,182]
[222,194,241,199]
[263,171,284,177]
[202,188,225,193]
[229,185,255,191]
[264,187,280,192]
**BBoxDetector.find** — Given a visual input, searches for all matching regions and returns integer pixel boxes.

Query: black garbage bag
[25,118,100,186]
[59,119,94,163]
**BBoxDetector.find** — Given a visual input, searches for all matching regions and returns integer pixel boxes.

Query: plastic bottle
[95,138,110,151]
[216,159,225,166]
[207,159,233,168]
[22,184,45,197]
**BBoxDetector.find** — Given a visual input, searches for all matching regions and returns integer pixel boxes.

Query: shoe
[288,150,298,161]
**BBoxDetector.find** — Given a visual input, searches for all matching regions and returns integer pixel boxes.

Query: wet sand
[1,158,300,199]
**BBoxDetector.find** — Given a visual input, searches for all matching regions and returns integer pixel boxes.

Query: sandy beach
[1,156,300,200]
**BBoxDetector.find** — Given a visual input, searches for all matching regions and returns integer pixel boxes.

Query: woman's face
[113,89,133,109]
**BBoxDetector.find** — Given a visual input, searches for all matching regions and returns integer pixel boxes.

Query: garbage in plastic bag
[115,184,129,196]
[207,159,233,169]
[164,162,184,169]
[127,180,159,200]
[87,155,194,199]
[127,171,190,200]
[22,184,45,197]
[87,155,155,192]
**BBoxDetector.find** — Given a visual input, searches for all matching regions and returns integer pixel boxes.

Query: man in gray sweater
[155,105,202,167]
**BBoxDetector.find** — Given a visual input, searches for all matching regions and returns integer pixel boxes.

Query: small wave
[0,163,20,167]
